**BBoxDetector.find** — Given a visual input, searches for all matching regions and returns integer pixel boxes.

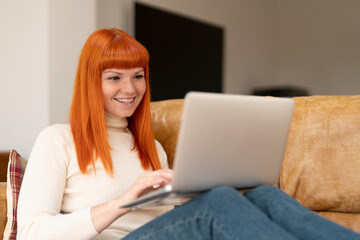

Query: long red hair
[70,28,161,175]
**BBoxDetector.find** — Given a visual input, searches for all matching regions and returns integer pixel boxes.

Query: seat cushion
[317,211,360,234]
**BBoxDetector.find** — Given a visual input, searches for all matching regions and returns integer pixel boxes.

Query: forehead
[102,67,144,75]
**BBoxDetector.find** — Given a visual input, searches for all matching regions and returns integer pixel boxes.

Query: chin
[120,110,136,118]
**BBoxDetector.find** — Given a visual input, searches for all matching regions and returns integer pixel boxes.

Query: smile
[114,97,135,104]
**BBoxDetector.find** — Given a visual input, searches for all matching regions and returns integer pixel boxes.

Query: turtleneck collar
[105,112,128,132]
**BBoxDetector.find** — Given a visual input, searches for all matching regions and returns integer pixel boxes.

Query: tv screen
[135,2,224,101]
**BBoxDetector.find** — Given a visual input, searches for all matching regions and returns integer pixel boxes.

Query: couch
[1,95,360,239]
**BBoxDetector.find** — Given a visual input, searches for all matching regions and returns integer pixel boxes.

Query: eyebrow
[103,69,145,75]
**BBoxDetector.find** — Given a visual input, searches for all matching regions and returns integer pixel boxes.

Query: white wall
[0,0,96,159]
[0,0,49,158]
[49,0,96,124]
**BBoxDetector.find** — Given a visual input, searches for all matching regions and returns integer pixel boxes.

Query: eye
[133,74,144,80]
[108,76,120,81]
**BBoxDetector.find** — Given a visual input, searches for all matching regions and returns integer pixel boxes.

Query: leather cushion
[151,99,184,168]
[280,96,360,212]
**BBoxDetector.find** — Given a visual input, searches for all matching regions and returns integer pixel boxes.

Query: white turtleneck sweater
[17,114,174,240]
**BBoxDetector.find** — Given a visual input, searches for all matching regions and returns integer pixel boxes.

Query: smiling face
[101,67,146,118]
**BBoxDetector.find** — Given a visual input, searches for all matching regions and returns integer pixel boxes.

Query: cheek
[102,84,114,100]
[101,85,113,112]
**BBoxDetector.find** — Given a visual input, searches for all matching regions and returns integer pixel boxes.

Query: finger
[126,169,174,197]
[151,169,173,181]
[131,175,167,192]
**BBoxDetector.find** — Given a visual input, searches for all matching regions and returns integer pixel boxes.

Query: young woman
[17,28,360,240]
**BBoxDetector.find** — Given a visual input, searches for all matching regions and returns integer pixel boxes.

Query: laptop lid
[171,92,294,192]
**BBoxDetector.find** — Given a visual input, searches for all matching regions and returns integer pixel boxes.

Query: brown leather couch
[150,96,360,234]
[1,96,360,238]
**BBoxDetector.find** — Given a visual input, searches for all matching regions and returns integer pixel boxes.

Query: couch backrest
[151,99,184,168]
[151,96,360,213]
[280,96,360,213]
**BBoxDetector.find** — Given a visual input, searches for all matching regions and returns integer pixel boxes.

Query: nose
[122,78,136,94]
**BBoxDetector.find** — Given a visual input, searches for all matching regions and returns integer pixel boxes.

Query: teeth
[116,98,134,103]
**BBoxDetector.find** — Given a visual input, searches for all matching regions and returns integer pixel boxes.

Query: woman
[17,28,360,240]
[18,28,174,239]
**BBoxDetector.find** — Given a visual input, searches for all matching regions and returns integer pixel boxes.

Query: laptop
[120,91,294,210]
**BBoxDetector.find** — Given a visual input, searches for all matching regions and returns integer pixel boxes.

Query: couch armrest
[0,152,9,182]
[0,182,7,239]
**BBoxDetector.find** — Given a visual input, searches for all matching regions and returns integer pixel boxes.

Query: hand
[120,168,174,206]
[91,168,174,232]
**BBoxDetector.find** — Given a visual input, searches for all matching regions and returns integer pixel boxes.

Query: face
[101,67,146,118]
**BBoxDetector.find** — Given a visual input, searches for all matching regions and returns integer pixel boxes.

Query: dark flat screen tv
[135,2,224,101]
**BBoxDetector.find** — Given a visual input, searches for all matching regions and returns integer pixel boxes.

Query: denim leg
[244,185,360,240]
[124,186,296,240]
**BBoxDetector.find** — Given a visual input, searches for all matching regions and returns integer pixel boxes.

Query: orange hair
[70,28,161,175]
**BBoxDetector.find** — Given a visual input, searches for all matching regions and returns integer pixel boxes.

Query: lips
[114,97,135,104]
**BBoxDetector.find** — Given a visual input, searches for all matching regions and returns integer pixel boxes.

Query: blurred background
[1,0,360,158]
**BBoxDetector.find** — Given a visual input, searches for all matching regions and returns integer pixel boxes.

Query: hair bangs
[100,36,149,71]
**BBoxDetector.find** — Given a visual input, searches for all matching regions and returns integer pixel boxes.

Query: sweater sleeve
[17,125,99,240]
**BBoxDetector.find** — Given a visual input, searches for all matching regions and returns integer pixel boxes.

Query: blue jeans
[124,186,360,240]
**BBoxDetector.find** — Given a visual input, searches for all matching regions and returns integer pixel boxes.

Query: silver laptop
[121,92,294,210]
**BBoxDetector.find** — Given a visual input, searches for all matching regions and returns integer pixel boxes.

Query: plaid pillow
[4,149,27,240]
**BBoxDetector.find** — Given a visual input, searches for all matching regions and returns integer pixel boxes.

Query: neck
[105,112,128,132]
